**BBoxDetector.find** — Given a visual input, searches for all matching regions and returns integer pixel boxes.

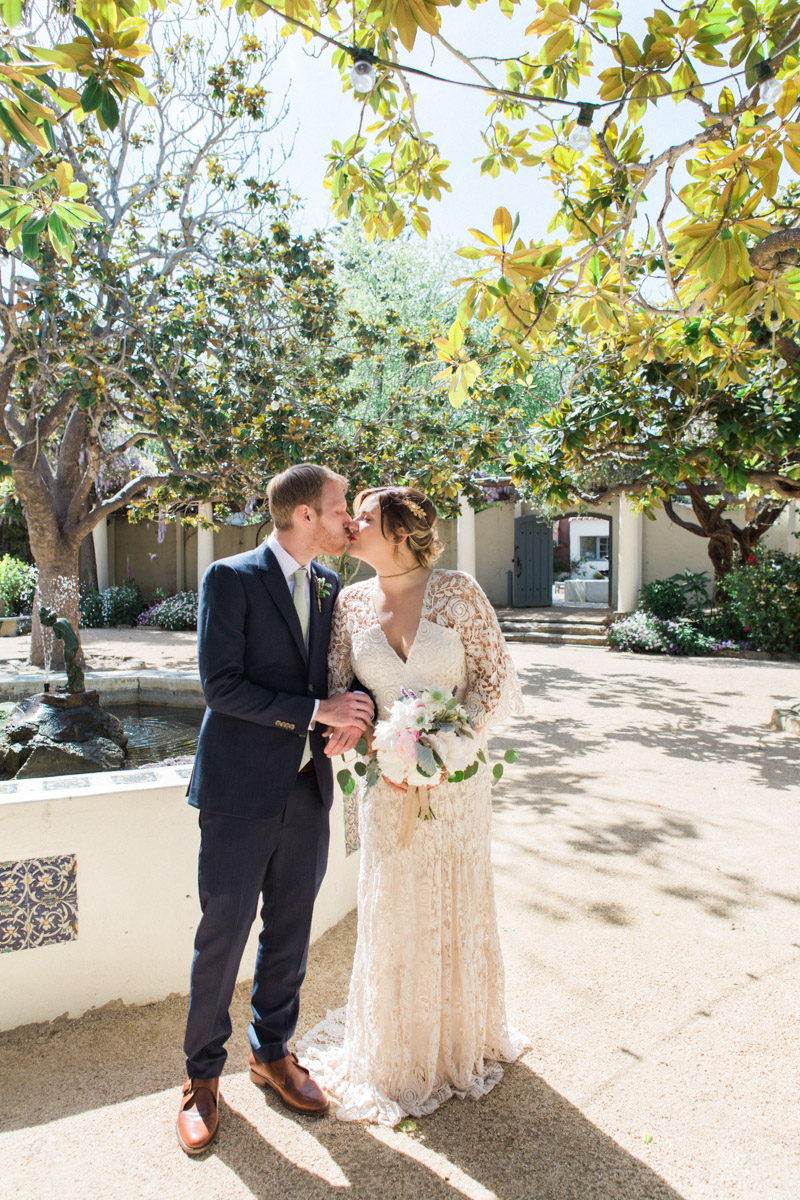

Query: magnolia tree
[5,1,800,397]
[0,4,514,665]
[240,0,800,408]
[520,332,798,575]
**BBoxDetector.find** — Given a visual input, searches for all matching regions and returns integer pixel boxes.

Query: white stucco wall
[475,503,516,605]
[641,501,798,584]
[0,771,358,1031]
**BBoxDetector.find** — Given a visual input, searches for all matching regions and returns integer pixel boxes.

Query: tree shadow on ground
[0,938,685,1200]
[214,1057,687,1200]
[498,660,800,804]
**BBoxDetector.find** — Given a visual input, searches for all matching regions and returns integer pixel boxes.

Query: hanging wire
[259,4,800,119]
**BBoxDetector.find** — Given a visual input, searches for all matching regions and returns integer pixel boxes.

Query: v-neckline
[370,570,436,666]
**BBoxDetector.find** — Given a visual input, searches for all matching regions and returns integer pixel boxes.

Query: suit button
[308,685,314,694]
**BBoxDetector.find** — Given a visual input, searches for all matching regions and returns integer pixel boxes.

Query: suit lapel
[307,563,332,675]
[259,544,307,660]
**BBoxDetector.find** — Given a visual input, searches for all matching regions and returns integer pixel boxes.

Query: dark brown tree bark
[663,482,787,581]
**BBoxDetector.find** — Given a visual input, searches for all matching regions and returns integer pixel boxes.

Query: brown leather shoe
[249,1051,329,1116]
[176,1077,220,1154]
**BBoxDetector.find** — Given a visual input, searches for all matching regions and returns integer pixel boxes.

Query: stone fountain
[0,609,128,779]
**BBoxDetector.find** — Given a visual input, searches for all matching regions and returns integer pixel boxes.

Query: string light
[258,3,800,123]
[756,59,784,106]
[569,103,595,151]
[349,48,377,94]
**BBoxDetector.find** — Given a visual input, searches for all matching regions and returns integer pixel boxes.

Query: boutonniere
[314,575,333,613]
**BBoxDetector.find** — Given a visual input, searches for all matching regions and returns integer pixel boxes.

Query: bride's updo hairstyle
[355,486,444,569]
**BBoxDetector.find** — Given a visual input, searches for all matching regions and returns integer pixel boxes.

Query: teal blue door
[514,516,553,607]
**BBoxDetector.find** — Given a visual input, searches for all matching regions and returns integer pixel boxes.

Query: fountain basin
[0,670,360,1031]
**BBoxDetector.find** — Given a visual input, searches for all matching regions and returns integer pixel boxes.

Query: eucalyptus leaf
[337,769,355,795]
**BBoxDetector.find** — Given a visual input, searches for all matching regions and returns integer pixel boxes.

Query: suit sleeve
[197,561,316,731]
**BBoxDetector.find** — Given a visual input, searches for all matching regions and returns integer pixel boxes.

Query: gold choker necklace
[376,565,423,579]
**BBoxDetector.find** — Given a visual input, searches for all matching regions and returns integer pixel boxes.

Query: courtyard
[1,634,798,1200]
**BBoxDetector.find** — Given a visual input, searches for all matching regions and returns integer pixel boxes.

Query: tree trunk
[706,528,736,579]
[28,539,85,672]
[663,485,786,584]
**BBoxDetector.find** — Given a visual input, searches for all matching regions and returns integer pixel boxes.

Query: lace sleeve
[328,593,355,695]
[430,571,523,727]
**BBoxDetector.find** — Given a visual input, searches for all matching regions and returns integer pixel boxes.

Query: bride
[298,485,527,1125]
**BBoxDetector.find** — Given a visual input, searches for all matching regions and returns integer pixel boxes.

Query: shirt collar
[268,532,309,584]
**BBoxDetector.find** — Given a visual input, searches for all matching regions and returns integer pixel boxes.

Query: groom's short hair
[267,463,348,530]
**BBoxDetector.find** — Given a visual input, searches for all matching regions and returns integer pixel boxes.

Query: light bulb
[350,59,376,94]
[569,123,592,152]
[765,308,781,332]
[760,74,783,105]
[765,402,773,415]
[776,358,787,370]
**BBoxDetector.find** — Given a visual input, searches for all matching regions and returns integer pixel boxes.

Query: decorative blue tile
[173,767,193,779]
[41,776,90,791]
[0,781,19,795]
[0,854,78,953]
[344,791,360,856]
[109,771,158,785]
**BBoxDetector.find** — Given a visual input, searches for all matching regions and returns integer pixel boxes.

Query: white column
[92,519,110,592]
[786,500,797,556]
[456,493,476,577]
[196,503,215,585]
[616,496,643,612]
[175,521,185,593]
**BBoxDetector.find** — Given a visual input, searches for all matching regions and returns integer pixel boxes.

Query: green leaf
[355,736,370,755]
[21,231,40,260]
[354,761,367,777]
[47,211,69,246]
[503,749,518,763]
[100,89,120,130]
[492,763,504,783]
[20,213,47,236]
[81,75,103,113]
[337,769,355,795]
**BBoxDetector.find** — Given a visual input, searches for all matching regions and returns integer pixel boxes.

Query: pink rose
[394,729,419,767]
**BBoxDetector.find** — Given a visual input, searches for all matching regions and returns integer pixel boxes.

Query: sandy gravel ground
[1,630,799,1200]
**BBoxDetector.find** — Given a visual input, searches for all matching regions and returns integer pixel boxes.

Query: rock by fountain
[0,610,128,779]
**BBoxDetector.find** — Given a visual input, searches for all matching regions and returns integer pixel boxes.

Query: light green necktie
[292,567,312,771]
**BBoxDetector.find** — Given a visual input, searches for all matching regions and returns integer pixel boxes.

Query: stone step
[500,621,606,636]
[502,630,608,646]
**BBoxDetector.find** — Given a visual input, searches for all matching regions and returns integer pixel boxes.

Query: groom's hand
[323,725,364,757]
[316,691,374,729]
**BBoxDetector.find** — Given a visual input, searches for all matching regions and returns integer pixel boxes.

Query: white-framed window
[579,535,609,560]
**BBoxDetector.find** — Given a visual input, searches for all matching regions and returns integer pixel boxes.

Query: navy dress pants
[183,770,330,1079]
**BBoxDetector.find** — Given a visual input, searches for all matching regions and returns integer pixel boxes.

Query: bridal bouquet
[337,685,515,822]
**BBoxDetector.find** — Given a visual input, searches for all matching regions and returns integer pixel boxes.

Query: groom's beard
[314,531,351,557]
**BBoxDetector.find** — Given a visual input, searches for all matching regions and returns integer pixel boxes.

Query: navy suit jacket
[187,542,340,818]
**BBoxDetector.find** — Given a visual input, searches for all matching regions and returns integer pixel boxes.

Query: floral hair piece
[400,497,428,522]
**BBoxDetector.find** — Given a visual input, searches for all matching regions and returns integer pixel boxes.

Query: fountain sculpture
[0,610,128,779]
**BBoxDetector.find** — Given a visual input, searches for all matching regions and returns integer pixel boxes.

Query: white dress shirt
[267,533,319,727]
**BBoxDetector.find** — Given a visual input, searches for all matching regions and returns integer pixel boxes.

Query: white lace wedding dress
[297,569,527,1125]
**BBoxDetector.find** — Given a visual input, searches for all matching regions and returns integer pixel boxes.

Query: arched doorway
[552,512,612,606]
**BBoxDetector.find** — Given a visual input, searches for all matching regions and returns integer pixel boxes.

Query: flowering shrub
[640,570,710,620]
[0,554,37,616]
[721,550,800,654]
[608,611,718,656]
[608,611,668,653]
[137,590,198,631]
[101,581,143,626]
[80,585,104,628]
[80,580,144,627]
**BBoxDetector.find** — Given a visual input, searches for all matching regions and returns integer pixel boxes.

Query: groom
[177,463,373,1154]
